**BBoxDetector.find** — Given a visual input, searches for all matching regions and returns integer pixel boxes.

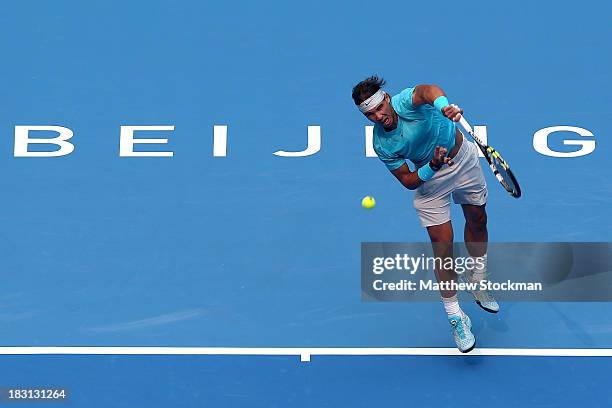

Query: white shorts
[413,136,488,227]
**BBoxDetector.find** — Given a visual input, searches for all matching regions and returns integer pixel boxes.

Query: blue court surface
[1,0,611,406]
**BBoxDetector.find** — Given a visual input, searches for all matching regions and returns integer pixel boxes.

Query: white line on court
[1,347,612,362]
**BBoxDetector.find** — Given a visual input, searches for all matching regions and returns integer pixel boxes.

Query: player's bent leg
[461,204,499,313]
[415,162,476,351]
[427,221,476,352]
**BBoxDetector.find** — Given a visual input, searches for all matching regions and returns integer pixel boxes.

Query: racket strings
[492,155,518,195]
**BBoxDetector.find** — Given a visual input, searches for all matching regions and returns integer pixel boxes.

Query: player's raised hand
[430,146,454,169]
[442,104,463,122]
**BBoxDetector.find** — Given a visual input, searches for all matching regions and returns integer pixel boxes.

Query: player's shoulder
[390,87,417,115]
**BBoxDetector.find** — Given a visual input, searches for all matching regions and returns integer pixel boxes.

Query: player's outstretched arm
[412,84,445,106]
[412,84,463,121]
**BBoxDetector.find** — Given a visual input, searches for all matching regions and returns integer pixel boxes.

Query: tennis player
[352,76,497,352]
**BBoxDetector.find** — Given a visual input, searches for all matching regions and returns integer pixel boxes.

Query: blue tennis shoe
[471,289,500,313]
[449,312,476,353]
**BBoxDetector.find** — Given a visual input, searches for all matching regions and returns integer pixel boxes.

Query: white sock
[469,253,488,284]
[442,295,461,316]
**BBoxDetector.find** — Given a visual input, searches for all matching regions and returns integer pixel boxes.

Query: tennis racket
[458,116,522,198]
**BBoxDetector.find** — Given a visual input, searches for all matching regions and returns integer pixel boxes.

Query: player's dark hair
[352,75,386,105]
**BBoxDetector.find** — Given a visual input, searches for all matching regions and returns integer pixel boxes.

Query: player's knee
[467,208,487,229]
[428,226,454,244]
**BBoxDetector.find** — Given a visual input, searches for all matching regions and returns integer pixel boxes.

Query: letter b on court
[14,126,75,157]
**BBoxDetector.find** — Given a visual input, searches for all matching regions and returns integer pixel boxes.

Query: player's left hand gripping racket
[458,116,522,198]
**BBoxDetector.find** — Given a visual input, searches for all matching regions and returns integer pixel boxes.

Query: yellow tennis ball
[361,195,376,209]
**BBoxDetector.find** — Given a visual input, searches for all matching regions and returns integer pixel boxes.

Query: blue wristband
[433,95,449,112]
[417,163,437,182]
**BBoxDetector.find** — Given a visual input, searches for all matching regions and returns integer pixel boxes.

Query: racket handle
[458,116,473,135]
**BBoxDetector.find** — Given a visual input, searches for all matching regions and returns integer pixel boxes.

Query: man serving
[352,76,497,353]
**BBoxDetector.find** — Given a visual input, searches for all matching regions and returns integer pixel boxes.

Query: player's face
[364,94,396,128]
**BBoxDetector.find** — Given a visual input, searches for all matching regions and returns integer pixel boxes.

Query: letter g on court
[533,126,595,157]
